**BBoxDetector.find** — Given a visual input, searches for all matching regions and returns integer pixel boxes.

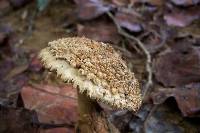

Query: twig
[143,105,158,132]
[27,8,38,36]
[112,45,134,58]
[107,12,153,99]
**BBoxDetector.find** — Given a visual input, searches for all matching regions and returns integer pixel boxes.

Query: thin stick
[107,12,153,99]
[143,105,158,132]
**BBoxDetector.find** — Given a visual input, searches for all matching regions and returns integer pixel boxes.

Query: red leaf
[21,84,78,125]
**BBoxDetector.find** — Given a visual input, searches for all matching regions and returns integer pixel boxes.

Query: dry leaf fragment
[170,0,200,6]
[74,0,114,20]
[152,83,200,117]
[115,10,143,33]
[77,22,121,44]
[153,43,200,87]
[164,7,200,27]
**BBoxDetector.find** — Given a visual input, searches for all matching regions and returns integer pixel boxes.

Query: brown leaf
[153,42,200,87]
[77,21,121,44]
[114,10,143,33]
[111,0,130,6]
[74,0,114,20]
[0,0,11,17]
[0,25,12,45]
[0,25,16,58]
[0,59,28,105]
[40,128,74,133]
[4,64,28,80]
[127,0,164,6]
[143,103,198,132]
[29,54,43,72]
[21,84,78,125]
[9,0,33,8]
[147,0,164,6]
[170,0,200,6]
[0,74,28,105]
[0,32,6,44]
[0,59,14,80]
[152,83,200,117]
[0,106,37,133]
[164,6,200,27]
[177,23,200,38]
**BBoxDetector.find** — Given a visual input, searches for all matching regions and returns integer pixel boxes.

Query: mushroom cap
[39,37,142,111]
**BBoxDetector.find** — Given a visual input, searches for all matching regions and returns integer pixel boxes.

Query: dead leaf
[111,0,130,6]
[29,54,43,72]
[40,128,74,133]
[4,64,28,80]
[126,0,164,6]
[77,21,121,44]
[164,6,200,27]
[170,0,200,6]
[143,103,198,133]
[152,83,200,117]
[0,59,14,80]
[114,10,143,33]
[0,32,7,44]
[111,111,135,132]
[140,29,166,53]
[0,74,28,104]
[0,24,12,45]
[0,106,37,133]
[177,23,200,38]
[21,84,78,125]
[153,42,200,87]
[0,0,11,17]
[74,0,114,20]
[147,0,164,6]
[9,0,33,8]
[0,60,28,105]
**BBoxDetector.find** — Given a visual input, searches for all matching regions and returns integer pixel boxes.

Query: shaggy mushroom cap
[39,37,142,111]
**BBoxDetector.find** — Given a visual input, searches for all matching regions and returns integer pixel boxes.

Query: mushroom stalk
[77,91,119,133]
[77,91,101,117]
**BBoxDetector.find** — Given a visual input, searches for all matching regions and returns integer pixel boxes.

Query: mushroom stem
[77,91,102,116]
[76,91,119,133]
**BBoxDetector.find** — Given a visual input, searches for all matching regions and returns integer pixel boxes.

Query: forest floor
[0,0,200,133]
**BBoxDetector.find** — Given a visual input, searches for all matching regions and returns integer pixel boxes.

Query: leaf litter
[0,0,200,132]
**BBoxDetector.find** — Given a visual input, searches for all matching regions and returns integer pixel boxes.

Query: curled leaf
[74,0,114,20]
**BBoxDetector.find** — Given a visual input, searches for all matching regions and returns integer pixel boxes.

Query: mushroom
[39,37,142,133]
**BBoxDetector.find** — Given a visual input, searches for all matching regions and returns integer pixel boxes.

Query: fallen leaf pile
[0,0,200,132]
